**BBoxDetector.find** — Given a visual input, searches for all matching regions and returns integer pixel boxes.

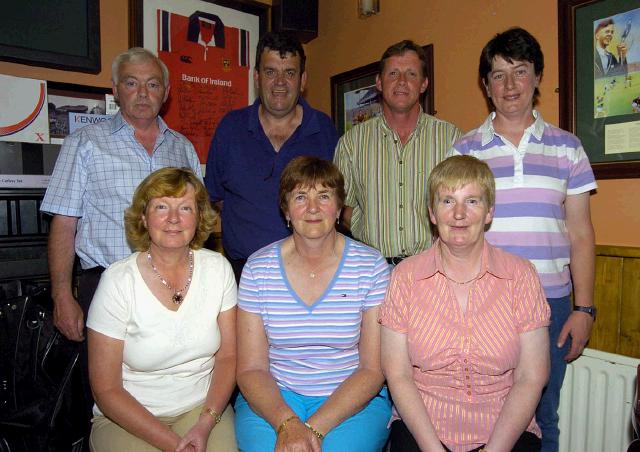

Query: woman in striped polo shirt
[235,156,392,451]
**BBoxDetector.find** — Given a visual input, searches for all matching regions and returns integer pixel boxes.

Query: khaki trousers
[89,404,237,452]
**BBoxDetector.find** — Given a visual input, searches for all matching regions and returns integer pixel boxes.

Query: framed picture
[0,0,100,73]
[330,44,434,136]
[130,0,268,164]
[559,0,640,179]
[47,82,113,142]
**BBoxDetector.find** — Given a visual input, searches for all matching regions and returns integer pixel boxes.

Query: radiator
[558,348,639,452]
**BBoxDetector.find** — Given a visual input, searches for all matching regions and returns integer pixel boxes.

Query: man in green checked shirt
[334,40,462,264]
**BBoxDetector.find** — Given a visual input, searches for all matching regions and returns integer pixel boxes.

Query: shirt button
[467,384,471,388]
[399,160,403,164]
[399,204,404,209]
[399,227,404,231]
[465,368,469,372]
[465,375,470,380]
[467,391,472,396]
[399,182,403,187]
[463,359,468,363]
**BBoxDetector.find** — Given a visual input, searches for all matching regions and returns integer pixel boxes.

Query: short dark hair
[379,40,428,78]
[255,32,306,73]
[594,18,614,36]
[279,156,345,214]
[479,27,544,102]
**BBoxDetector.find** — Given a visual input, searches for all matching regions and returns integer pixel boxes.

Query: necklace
[441,258,481,285]
[444,273,480,285]
[298,244,337,279]
[147,249,194,305]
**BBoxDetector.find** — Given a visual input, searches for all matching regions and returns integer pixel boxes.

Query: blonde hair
[428,155,495,212]
[125,168,215,251]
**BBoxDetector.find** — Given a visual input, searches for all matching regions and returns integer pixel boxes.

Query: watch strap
[574,305,597,318]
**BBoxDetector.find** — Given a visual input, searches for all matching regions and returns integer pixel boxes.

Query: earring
[287,219,290,228]
[336,217,340,225]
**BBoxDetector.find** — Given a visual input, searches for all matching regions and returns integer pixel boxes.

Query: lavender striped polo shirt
[449,111,597,298]
[238,236,390,396]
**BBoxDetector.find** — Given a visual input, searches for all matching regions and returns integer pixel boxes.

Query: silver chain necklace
[147,250,194,305]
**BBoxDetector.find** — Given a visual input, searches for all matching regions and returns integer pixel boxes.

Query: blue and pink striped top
[449,111,597,298]
[238,236,390,396]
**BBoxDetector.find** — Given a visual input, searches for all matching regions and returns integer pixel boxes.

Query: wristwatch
[574,305,597,319]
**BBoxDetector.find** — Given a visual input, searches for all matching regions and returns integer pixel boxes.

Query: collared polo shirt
[205,97,338,260]
[449,111,597,298]
[379,240,550,451]
[41,112,202,269]
[334,111,461,258]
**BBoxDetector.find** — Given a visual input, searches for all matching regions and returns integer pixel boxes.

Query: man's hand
[557,311,594,362]
[618,42,628,61]
[53,294,85,341]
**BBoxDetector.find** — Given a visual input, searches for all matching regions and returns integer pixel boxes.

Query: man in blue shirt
[205,32,338,281]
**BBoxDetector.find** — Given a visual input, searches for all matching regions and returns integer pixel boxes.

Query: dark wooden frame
[0,0,100,74]
[558,0,640,179]
[129,0,268,47]
[330,44,434,136]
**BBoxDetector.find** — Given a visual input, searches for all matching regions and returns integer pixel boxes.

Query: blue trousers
[536,296,571,452]
[235,387,391,452]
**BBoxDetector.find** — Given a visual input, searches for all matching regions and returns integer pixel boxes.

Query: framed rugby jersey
[131,0,267,164]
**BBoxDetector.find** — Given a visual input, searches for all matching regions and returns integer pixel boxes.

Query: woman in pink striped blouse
[380,155,550,452]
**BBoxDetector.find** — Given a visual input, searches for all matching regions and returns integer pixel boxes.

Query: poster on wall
[132,0,267,164]
[0,74,49,144]
[343,84,381,133]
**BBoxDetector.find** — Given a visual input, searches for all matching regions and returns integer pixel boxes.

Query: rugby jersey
[157,9,250,163]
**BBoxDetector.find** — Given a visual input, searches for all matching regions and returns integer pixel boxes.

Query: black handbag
[0,288,81,451]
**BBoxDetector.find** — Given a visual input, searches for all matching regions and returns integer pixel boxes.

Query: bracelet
[304,422,325,440]
[276,415,299,436]
[201,407,222,425]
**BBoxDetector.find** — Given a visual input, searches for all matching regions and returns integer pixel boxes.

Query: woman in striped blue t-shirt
[235,156,392,452]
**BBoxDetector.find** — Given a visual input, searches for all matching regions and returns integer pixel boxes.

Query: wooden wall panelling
[592,245,640,359]
[618,257,640,358]
[591,255,622,354]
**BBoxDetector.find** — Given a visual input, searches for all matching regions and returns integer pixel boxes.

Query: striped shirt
[379,240,550,451]
[334,112,461,258]
[448,111,597,298]
[41,112,202,269]
[238,236,390,396]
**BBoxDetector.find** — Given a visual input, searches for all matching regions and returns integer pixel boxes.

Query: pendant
[172,292,184,305]
[309,272,316,278]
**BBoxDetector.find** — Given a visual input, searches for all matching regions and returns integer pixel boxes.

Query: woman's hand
[275,418,322,452]
[174,417,213,452]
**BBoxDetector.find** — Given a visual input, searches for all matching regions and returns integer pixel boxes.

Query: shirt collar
[248,96,318,136]
[378,106,427,137]
[109,111,176,137]
[480,110,545,146]
[415,239,513,282]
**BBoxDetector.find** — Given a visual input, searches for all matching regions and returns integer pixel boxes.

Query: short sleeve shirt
[41,112,202,269]
[239,236,390,396]
[379,240,550,451]
[87,249,237,417]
